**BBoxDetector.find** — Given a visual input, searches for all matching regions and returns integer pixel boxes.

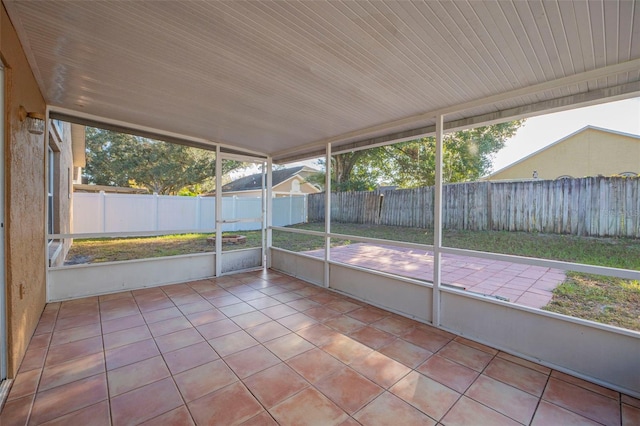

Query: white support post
[215,146,222,277]
[324,143,332,288]
[433,114,444,326]
[265,158,273,269]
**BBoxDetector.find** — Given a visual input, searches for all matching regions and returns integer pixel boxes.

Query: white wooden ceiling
[5,1,639,160]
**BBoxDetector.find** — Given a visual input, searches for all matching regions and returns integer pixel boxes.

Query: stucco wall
[2,5,47,377]
[274,178,319,195]
[489,128,640,181]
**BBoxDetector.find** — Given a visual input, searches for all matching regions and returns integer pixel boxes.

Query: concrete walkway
[306,243,566,309]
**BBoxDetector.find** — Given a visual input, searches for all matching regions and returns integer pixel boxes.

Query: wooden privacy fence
[307,177,640,238]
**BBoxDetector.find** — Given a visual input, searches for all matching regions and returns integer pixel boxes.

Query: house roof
[5,1,639,162]
[222,166,318,193]
[486,126,640,178]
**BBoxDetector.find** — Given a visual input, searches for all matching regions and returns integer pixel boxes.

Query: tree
[84,128,243,195]
[323,120,523,190]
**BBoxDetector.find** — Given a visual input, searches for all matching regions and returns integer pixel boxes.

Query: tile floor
[307,243,564,308]
[1,269,637,425]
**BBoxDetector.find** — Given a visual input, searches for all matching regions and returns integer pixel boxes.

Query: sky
[489,97,640,173]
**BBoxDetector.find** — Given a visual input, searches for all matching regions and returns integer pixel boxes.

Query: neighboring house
[220,166,321,197]
[485,126,640,181]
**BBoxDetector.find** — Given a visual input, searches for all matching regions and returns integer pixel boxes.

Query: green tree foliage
[310,121,523,191]
[84,128,243,195]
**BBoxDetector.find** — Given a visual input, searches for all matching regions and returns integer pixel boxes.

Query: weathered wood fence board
[307,177,640,238]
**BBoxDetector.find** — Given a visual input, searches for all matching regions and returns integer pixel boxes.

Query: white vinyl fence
[73,192,307,234]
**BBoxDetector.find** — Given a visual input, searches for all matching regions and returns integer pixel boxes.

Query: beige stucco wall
[488,128,640,181]
[274,177,319,195]
[2,4,47,377]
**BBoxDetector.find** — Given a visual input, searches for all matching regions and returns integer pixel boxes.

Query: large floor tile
[39,352,105,392]
[103,324,152,350]
[401,328,451,352]
[110,377,183,425]
[314,366,383,414]
[264,333,315,360]
[531,400,601,426]
[174,359,238,402]
[6,369,41,401]
[138,405,195,426]
[437,340,494,372]
[29,374,108,424]
[105,339,160,370]
[50,323,102,347]
[287,348,345,383]
[349,326,396,349]
[37,400,111,426]
[542,377,621,426]
[162,341,220,374]
[484,356,548,396]
[623,403,640,426]
[107,355,170,396]
[370,316,416,336]
[196,318,241,340]
[0,394,35,426]
[224,345,281,379]
[208,330,258,357]
[147,316,193,337]
[243,363,309,408]
[246,321,291,342]
[188,382,264,426]
[277,312,318,331]
[466,375,539,424]
[320,335,373,364]
[296,324,341,346]
[154,328,204,353]
[350,351,411,388]
[324,315,366,334]
[416,354,478,393]
[269,387,348,426]
[390,371,460,421]
[353,392,436,426]
[378,338,433,368]
[441,396,522,426]
[44,336,103,367]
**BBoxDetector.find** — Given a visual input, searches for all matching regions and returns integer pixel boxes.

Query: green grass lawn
[66,222,640,330]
